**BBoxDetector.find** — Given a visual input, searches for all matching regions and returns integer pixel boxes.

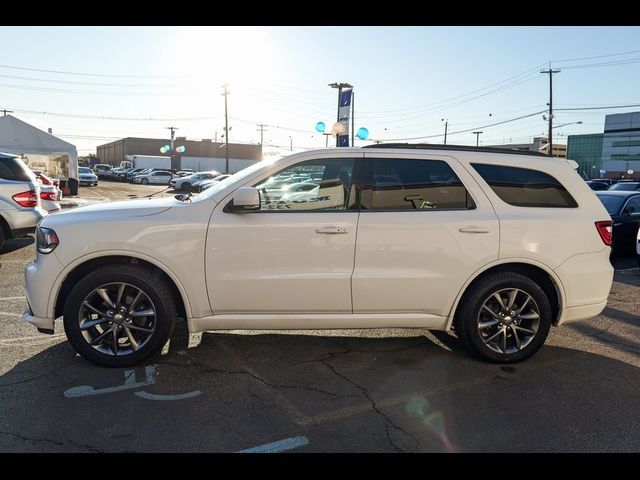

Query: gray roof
[0,115,76,155]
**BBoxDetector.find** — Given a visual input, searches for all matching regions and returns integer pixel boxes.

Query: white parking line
[237,436,309,453]
[0,311,22,318]
[0,296,26,301]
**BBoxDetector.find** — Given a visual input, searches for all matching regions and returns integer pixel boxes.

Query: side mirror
[229,187,260,213]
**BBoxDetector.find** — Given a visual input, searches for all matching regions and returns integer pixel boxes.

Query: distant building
[96,137,262,173]
[486,136,567,159]
[566,134,604,179]
[601,112,640,179]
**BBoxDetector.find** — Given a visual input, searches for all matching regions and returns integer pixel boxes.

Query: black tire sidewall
[456,273,552,363]
[63,265,176,367]
[141,178,148,185]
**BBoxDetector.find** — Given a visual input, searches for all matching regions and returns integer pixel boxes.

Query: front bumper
[23,254,64,332]
[22,307,54,332]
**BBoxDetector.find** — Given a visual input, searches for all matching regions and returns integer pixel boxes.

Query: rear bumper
[557,300,607,326]
[22,307,53,331]
[5,206,46,235]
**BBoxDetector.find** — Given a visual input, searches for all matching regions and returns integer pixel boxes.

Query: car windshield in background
[596,194,624,214]
[610,182,640,191]
[79,167,93,174]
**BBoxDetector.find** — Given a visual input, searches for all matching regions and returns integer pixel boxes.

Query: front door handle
[459,226,490,234]
[316,226,349,234]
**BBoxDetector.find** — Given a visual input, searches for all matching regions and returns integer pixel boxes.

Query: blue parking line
[237,436,309,453]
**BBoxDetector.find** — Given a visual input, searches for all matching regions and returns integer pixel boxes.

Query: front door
[206,156,359,314]
[352,153,499,316]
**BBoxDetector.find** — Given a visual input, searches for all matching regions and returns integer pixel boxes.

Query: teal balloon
[315,121,326,133]
[356,127,369,140]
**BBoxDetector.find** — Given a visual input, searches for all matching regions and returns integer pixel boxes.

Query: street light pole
[442,119,448,145]
[329,82,353,147]
[222,83,230,173]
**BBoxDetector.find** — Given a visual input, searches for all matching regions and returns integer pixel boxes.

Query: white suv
[22,145,614,367]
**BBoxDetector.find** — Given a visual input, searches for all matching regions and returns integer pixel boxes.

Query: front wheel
[454,272,552,363]
[141,178,149,185]
[63,264,176,367]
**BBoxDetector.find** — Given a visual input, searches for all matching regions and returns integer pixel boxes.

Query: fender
[445,257,567,330]
[47,249,193,320]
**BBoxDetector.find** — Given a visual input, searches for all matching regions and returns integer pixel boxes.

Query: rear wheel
[0,227,5,252]
[454,272,552,363]
[63,264,176,367]
[141,178,149,185]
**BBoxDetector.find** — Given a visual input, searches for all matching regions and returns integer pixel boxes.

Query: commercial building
[96,137,262,173]
[601,112,640,179]
[566,133,604,179]
[487,137,567,159]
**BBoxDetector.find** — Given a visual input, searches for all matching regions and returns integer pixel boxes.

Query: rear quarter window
[0,157,35,182]
[471,163,578,208]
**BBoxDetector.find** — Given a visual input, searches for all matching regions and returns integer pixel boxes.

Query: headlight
[36,227,59,254]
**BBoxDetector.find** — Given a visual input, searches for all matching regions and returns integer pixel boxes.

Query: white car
[170,171,221,191]
[132,170,174,185]
[78,167,98,186]
[23,146,614,367]
[636,227,640,268]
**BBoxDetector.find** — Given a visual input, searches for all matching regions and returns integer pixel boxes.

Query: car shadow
[1,327,639,452]
[0,237,34,255]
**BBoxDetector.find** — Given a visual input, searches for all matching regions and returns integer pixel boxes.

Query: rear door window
[362,158,475,210]
[0,157,35,182]
[471,163,578,208]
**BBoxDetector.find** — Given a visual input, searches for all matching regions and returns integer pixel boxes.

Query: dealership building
[96,137,262,173]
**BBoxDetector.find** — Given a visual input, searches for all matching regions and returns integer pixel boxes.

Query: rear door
[352,153,499,316]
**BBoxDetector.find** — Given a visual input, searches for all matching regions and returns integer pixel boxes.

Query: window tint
[363,158,474,210]
[624,196,640,214]
[471,163,578,208]
[0,157,35,182]
[254,158,355,211]
[610,182,640,191]
[596,194,624,215]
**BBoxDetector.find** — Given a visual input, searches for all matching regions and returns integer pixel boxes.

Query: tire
[454,272,552,363]
[141,178,149,185]
[63,264,176,367]
[182,182,191,192]
[0,227,5,252]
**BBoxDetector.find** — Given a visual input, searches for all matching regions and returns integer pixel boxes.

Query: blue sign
[340,89,353,107]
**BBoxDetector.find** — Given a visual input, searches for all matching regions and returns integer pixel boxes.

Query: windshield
[597,194,624,214]
[610,182,639,191]
[79,167,92,174]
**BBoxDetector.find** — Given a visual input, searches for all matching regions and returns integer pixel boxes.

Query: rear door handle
[459,226,490,234]
[316,226,349,234]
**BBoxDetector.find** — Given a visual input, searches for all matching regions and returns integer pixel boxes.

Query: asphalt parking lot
[1,182,639,452]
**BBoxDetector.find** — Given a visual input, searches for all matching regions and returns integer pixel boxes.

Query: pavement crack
[0,361,75,390]
[0,430,104,453]
[318,358,420,453]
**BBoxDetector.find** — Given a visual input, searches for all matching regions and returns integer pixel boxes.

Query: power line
[9,108,221,122]
[551,48,640,64]
[0,63,184,79]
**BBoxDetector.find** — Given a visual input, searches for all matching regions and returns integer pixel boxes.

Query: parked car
[125,168,147,181]
[36,174,61,213]
[586,180,610,191]
[609,181,640,191]
[170,171,221,191]
[198,174,232,192]
[78,167,98,187]
[23,145,614,367]
[176,169,194,177]
[590,178,617,187]
[637,227,640,268]
[0,152,47,251]
[595,190,640,255]
[132,170,174,185]
[93,164,112,179]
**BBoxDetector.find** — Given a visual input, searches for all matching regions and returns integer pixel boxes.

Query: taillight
[595,220,613,246]
[12,190,39,208]
[40,191,57,202]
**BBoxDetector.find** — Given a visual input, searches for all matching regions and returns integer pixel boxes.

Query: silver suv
[0,153,47,251]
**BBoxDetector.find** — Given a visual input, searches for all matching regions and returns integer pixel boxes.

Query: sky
[2,26,640,156]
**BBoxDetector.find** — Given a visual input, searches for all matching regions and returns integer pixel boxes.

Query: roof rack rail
[362,143,550,157]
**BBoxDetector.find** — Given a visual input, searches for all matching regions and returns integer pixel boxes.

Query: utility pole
[289,136,293,151]
[442,119,448,145]
[166,126,178,171]
[256,124,268,146]
[1,109,13,116]
[473,131,483,147]
[222,83,230,173]
[541,68,560,157]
